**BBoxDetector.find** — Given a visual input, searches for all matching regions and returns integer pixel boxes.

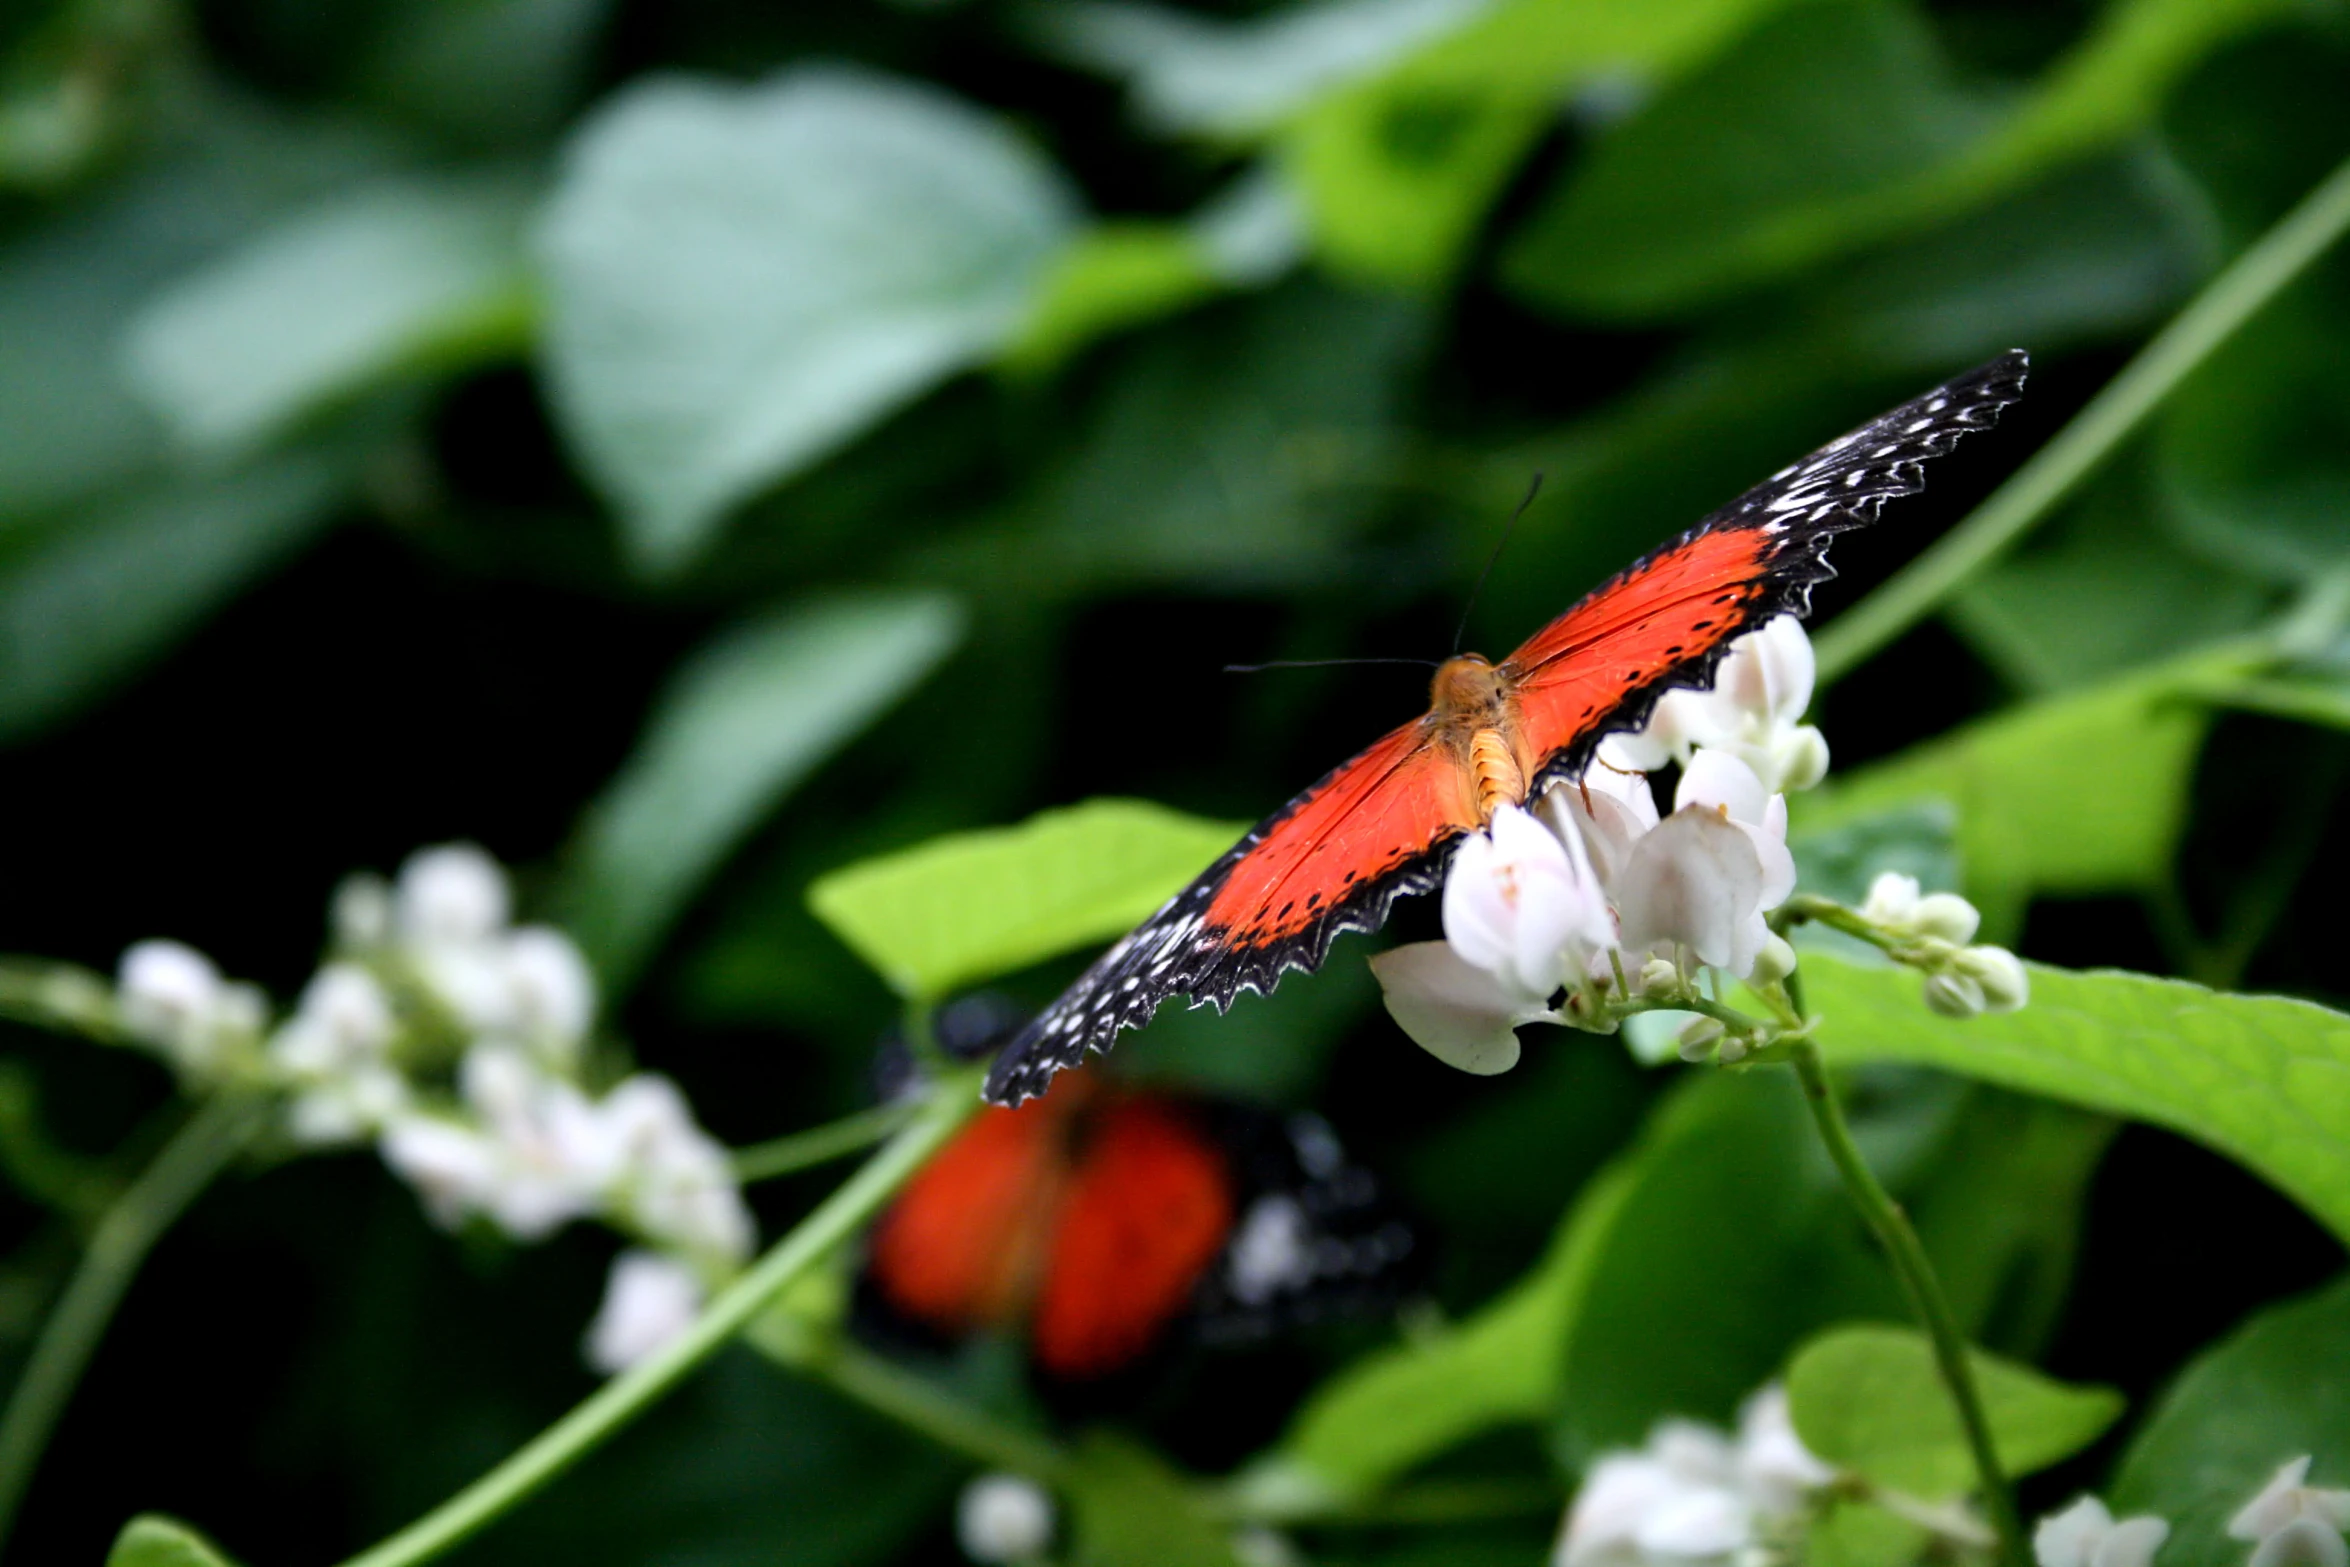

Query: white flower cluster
[112,843,754,1375]
[1371,616,2026,1075]
[1554,1385,1837,1567]
[2036,1457,2350,1567]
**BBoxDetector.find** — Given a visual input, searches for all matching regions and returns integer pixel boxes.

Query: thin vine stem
[0,1092,264,1556]
[1780,1011,2025,1567]
[334,1067,987,1567]
[1813,147,2350,685]
[733,1101,916,1184]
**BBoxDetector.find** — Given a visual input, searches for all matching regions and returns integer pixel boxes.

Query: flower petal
[1370,941,1534,1075]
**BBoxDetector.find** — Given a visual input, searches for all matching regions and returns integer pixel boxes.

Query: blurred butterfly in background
[985,350,2030,1107]
[861,998,1418,1383]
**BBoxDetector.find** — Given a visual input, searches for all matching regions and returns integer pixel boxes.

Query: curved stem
[1814,148,2350,685]
[334,1067,986,1567]
[0,1092,263,1556]
[733,1101,915,1184]
[803,1341,1069,1481]
[1784,1033,2026,1566]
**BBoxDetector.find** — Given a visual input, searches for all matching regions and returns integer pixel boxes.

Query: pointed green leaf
[107,1515,240,1567]
[560,592,963,991]
[807,799,1243,1003]
[1787,1324,2123,1499]
[1803,949,2350,1246]
[1066,1432,1244,1567]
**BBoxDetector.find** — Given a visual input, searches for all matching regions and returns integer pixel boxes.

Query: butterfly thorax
[1428,654,1531,824]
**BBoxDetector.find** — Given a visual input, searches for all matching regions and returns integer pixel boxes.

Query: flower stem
[801,1341,1070,1481]
[1813,147,2350,685]
[733,1101,917,1184]
[1783,1033,2027,1567]
[0,1092,264,1556]
[334,1067,987,1567]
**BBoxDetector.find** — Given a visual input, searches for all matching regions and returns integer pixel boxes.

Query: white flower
[1371,940,1550,1075]
[1610,618,1830,793]
[1733,1384,1834,1517]
[503,926,596,1054]
[379,1045,615,1239]
[116,939,266,1078]
[1442,803,1618,1003]
[287,1065,410,1146]
[957,1473,1055,1564]
[395,843,511,946]
[1612,753,1792,979]
[1556,1423,1750,1567]
[2035,1496,2170,1567]
[1956,946,2029,1013]
[598,1074,755,1263]
[2232,1458,2350,1567]
[1555,1386,1836,1567]
[268,964,395,1080]
[583,1250,703,1373]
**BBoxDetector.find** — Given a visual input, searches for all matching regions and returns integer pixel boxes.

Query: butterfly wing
[983,722,1480,1105]
[864,1090,1065,1336]
[1502,350,2027,790]
[1028,1097,1235,1379]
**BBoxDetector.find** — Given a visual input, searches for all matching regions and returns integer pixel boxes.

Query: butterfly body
[985,351,2031,1107]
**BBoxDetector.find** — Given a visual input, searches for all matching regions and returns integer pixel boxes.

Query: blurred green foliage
[5,0,2350,1563]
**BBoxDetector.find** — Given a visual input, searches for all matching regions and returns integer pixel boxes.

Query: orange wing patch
[1204,721,1478,945]
[1030,1099,1234,1379]
[1504,526,1775,786]
[866,1088,1070,1335]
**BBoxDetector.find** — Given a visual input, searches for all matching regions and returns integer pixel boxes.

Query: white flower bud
[117,939,224,1047]
[2034,1496,2169,1567]
[395,844,511,945]
[504,926,597,1053]
[1922,972,1986,1019]
[1751,934,1798,985]
[1956,946,2029,1013]
[1676,1016,1725,1061]
[584,1250,704,1374]
[1911,892,1982,945]
[1774,725,1831,793]
[2251,1521,2349,1567]
[957,1473,1055,1563]
[1859,872,1922,929]
[332,873,394,948]
[1639,957,1683,994]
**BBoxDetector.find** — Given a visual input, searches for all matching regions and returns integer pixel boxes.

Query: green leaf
[1949,473,2275,695]
[1503,0,1984,318]
[540,67,1080,573]
[1802,949,2350,1246]
[355,0,610,147]
[2158,282,2350,584]
[1505,0,2289,317]
[807,798,1243,1003]
[1066,1431,1244,1567]
[1001,223,1222,376]
[1795,644,2252,937]
[0,447,354,741]
[559,592,963,992]
[124,174,533,456]
[2111,1274,2350,1567]
[1279,0,1787,288]
[1786,1324,2123,1499]
[107,1515,240,1567]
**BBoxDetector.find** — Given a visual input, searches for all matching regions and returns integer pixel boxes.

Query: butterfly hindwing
[1505,349,2029,792]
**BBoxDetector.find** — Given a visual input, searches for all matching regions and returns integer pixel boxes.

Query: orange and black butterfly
[985,351,2029,1107]
[865,1004,1415,1382]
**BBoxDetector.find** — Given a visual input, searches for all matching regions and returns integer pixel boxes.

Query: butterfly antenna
[1454,471,1544,655]
[1224,657,1442,674]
